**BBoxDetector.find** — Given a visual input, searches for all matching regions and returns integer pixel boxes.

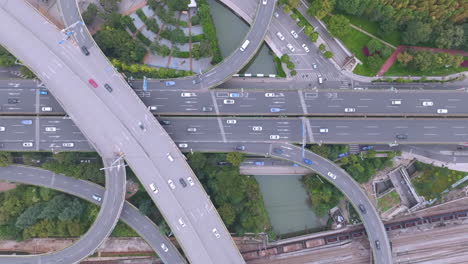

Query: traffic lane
[0,165,186,264]
[138,89,213,114]
[305,90,468,115]
[0,87,36,113]
[39,90,65,114]
[269,143,392,264]
[39,117,92,151]
[310,118,468,143]
[0,117,35,142]
[163,118,223,142]
[222,117,302,142]
[215,90,303,115]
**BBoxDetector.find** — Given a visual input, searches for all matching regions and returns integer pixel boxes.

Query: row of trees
[397,49,465,72]
[301,174,343,217]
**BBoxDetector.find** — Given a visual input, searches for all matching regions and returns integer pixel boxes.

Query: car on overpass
[88,79,98,88]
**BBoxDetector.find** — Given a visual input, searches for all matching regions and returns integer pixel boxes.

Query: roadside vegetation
[377,190,400,213]
[301,174,343,217]
[412,161,468,201]
[187,152,271,235]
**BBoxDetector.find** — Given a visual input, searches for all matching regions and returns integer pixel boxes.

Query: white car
[181,92,196,97]
[276,32,285,41]
[41,106,52,112]
[301,44,309,53]
[178,218,186,227]
[23,142,33,148]
[178,143,188,148]
[262,0,267,4]
[290,30,298,39]
[437,109,448,114]
[274,12,279,18]
[161,243,168,252]
[253,126,262,131]
[270,135,280,140]
[344,108,356,113]
[327,171,337,180]
[187,177,195,186]
[149,183,159,194]
[168,180,176,190]
[312,63,317,69]
[286,43,295,52]
[226,120,237,124]
[391,100,401,105]
[422,101,433,106]
[62,143,74,148]
[212,228,220,238]
[223,99,235,104]
[0,126,5,132]
[149,106,157,111]
[45,127,56,132]
[265,93,275,97]
[319,128,328,133]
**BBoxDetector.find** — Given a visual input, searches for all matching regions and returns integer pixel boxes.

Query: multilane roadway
[2,117,468,151]
[3,84,468,116]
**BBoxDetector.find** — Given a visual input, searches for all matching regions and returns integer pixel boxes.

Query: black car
[104,83,113,92]
[273,148,283,154]
[160,120,171,125]
[396,134,407,140]
[375,240,381,250]
[358,204,367,214]
[235,145,245,151]
[8,98,18,104]
[179,178,187,187]
[81,46,90,56]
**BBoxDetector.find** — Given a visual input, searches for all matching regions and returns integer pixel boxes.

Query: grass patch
[385,60,468,77]
[334,27,375,76]
[412,161,468,200]
[337,13,401,46]
[377,190,400,212]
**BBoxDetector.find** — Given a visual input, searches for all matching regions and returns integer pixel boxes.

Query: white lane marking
[423,134,438,136]
[423,126,437,129]
[395,126,408,129]
[210,90,221,115]
[298,91,308,114]
[452,127,466,129]
[217,117,227,143]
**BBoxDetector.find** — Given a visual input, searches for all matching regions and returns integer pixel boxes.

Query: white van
[166,153,174,162]
[240,40,250,51]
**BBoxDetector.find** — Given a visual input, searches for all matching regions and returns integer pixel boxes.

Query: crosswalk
[348,144,360,154]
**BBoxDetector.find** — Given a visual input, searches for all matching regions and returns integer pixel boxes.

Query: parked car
[276,32,285,41]
[301,44,309,53]
[290,30,298,38]
[286,43,295,52]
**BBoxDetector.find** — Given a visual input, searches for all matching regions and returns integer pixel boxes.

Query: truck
[240,40,250,51]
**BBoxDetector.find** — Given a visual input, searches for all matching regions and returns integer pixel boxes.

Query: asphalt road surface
[0,1,244,264]
[4,83,468,116]
[0,165,187,264]
[2,117,468,152]
[0,158,126,264]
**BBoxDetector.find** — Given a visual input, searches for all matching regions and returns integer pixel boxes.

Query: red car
[88,79,98,88]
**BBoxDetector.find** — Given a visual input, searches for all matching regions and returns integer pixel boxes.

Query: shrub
[190,15,200,25]
[136,32,151,46]
[136,9,147,23]
[145,18,159,34]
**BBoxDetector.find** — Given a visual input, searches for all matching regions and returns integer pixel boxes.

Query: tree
[307,0,334,20]
[324,51,333,58]
[335,0,372,16]
[0,152,12,167]
[0,46,16,67]
[366,39,383,55]
[286,61,295,70]
[187,152,208,172]
[99,0,121,13]
[287,0,299,8]
[411,51,434,72]
[282,4,291,14]
[149,41,171,57]
[326,15,350,39]
[58,198,83,221]
[290,70,297,76]
[380,46,392,58]
[39,194,69,220]
[226,152,244,167]
[319,44,326,52]
[218,203,236,226]
[309,32,319,42]
[280,54,290,63]
[303,26,314,36]
[166,0,190,11]
[378,19,397,37]
[94,27,146,64]
[82,3,98,25]
[190,15,200,26]
[397,52,413,65]
[15,203,44,230]
[402,20,432,45]
[433,24,464,49]
[138,199,153,216]
[145,18,159,34]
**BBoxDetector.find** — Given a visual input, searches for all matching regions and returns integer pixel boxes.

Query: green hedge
[172,50,190,58]
[136,9,147,23]
[191,34,205,42]
[136,32,151,46]
[145,18,159,34]
[179,20,188,27]
[112,58,193,78]
[197,0,222,64]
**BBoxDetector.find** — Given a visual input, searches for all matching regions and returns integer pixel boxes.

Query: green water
[254,175,328,235]
[205,0,276,74]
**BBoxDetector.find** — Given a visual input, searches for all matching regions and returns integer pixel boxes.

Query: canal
[254,175,328,236]
[206,0,276,75]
